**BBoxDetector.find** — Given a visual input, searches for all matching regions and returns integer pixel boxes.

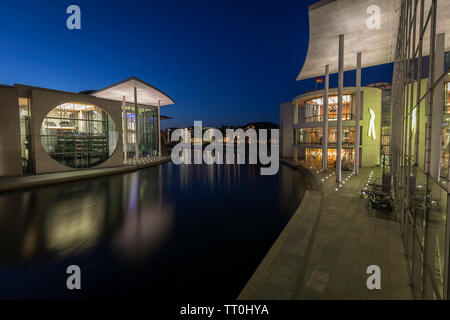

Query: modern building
[0,77,174,177]
[281,0,450,300]
[281,86,384,169]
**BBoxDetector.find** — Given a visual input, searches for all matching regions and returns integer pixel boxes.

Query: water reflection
[115,168,174,261]
[0,167,173,263]
[0,161,305,299]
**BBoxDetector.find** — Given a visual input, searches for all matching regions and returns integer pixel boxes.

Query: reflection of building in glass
[368,83,392,164]
[0,77,174,176]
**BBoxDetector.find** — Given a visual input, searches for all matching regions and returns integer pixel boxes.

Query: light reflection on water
[0,161,305,299]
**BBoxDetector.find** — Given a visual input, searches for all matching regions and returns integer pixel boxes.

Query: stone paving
[238,162,412,300]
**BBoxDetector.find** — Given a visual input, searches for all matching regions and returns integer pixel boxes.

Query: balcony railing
[296,139,355,145]
[304,113,353,123]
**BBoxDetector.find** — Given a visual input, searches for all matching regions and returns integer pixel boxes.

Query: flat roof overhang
[297,0,450,81]
[91,77,174,107]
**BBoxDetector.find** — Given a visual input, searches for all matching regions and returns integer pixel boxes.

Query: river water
[0,161,305,299]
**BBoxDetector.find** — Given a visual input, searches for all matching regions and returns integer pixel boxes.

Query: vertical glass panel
[411,168,427,244]
[440,82,450,182]
[296,128,323,144]
[305,98,323,122]
[411,226,423,299]
[138,106,158,157]
[424,177,446,298]
[19,97,32,173]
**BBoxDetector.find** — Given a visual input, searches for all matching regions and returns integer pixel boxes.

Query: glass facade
[305,95,352,122]
[440,82,450,180]
[294,127,355,145]
[391,0,450,299]
[295,128,323,145]
[123,105,159,158]
[305,147,354,169]
[40,103,118,168]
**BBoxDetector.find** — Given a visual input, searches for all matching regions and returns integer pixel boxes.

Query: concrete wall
[29,88,124,174]
[280,102,294,158]
[0,86,22,176]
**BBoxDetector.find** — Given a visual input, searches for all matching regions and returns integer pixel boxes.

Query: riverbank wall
[0,156,171,193]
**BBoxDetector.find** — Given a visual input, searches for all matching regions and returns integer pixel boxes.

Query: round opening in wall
[40,102,118,168]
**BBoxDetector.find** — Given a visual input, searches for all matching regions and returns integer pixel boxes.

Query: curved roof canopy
[297,0,450,81]
[297,0,401,80]
[92,77,174,106]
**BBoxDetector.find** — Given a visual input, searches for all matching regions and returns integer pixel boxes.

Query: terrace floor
[238,160,412,300]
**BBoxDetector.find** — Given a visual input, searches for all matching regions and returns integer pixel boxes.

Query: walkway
[0,156,171,193]
[238,160,412,300]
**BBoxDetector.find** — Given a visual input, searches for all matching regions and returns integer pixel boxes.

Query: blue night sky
[0,0,393,129]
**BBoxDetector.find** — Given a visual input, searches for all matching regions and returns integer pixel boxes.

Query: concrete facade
[20,87,124,175]
[0,86,23,176]
[280,102,294,158]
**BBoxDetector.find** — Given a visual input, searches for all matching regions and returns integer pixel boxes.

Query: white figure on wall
[368,108,376,140]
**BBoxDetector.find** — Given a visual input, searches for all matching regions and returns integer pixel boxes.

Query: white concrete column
[134,87,140,160]
[122,96,128,163]
[336,34,344,183]
[158,100,162,158]
[354,52,361,175]
[294,100,299,125]
[430,33,445,180]
[294,100,299,164]
[323,65,329,172]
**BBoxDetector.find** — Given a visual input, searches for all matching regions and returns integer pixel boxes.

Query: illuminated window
[305,95,352,122]
[19,97,33,173]
[40,103,118,168]
[305,148,354,168]
[295,128,323,144]
[446,82,450,113]
[327,127,355,144]
[123,105,159,158]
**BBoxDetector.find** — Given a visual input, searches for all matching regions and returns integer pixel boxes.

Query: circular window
[40,102,118,168]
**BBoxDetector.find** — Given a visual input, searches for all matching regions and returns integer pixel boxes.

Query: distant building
[165,122,279,146]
